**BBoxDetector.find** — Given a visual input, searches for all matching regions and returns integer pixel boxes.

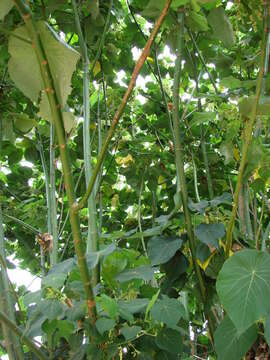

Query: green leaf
[195,223,225,248]
[220,76,242,89]
[264,315,270,347]
[12,113,37,133]
[86,243,116,269]
[0,0,13,20]
[171,0,189,10]
[116,265,155,282]
[239,96,270,117]
[207,7,235,48]
[8,22,80,132]
[48,258,75,276]
[210,192,232,207]
[220,142,234,164]
[141,0,166,18]
[216,250,270,332]
[42,272,67,289]
[155,328,183,354]
[96,318,116,335]
[150,296,185,328]
[190,112,216,127]
[214,316,257,360]
[120,325,141,340]
[99,294,118,319]
[39,299,65,320]
[188,199,209,213]
[118,298,149,314]
[147,236,182,266]
[186,11,209,32]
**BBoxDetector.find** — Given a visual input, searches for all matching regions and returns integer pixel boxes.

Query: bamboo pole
[13,0,97,323]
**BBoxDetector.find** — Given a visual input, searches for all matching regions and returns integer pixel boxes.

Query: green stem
[172,11,206,302]
[225,1,268,257]
[188,30,218,95]
[13,0,97,323]
[0,309,48,360]
[244,183,253,240]
[78,0,172,210]
[49,124,58,266]
[72,0,100,285]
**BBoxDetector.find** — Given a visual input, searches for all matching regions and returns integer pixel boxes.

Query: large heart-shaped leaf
[8,22,80,132]
[214,316,257,360]
[147,236,182,266]
[216,250,270,332]
[155,328,183,354]
[150,296,185,328]
[195,223,225,248]
[116,265,155,282]
[207,7,235,48]
[0,0,13,20]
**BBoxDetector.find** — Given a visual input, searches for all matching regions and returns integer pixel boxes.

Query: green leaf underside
[8,22,80,132]
[195,223,225,248]
[214,316,257,360]
[0,0,13,20]
[207,7,235,48]
[217,250,270,332]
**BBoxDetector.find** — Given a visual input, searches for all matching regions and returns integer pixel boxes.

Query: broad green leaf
[98,294,118,319]
[141,0,166,18]
[147,236,182,266]
[220,76,242,89]
[214,316,257,360]
[195,223,225,248]
[186,11,209,32]
[188,198,209,213]
[264,315,270,347]
[190,112,216,127]
[150,296,185,328]
[39,299,65,320]
[171,0,189,10]
[120,325,141,340]
[220,142,234,164]
[118,298,149,314]
[207,7,235,48]
[23,290,42,306]
[0,0,13,20]
[12,113,37,133]
[155,328,183,354]
[116,265,155,282]
[216,250,270,332]
[48,258,75,276]
[96,318,116,335]
[42,272,66,289]
[210,192,232,207]
[8,22,80,132]
[86,243,116,269]
[239,96,270,117]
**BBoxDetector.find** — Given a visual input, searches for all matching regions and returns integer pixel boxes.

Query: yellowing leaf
[147,56,154,64]
[111,194,119,208]
[92,61,101,76]
[197,251,215,270]
[158,175,164,185]
[233,147,240,161]
[115,154,134,166]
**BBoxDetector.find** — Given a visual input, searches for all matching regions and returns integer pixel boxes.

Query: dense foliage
[1,0,270,359]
